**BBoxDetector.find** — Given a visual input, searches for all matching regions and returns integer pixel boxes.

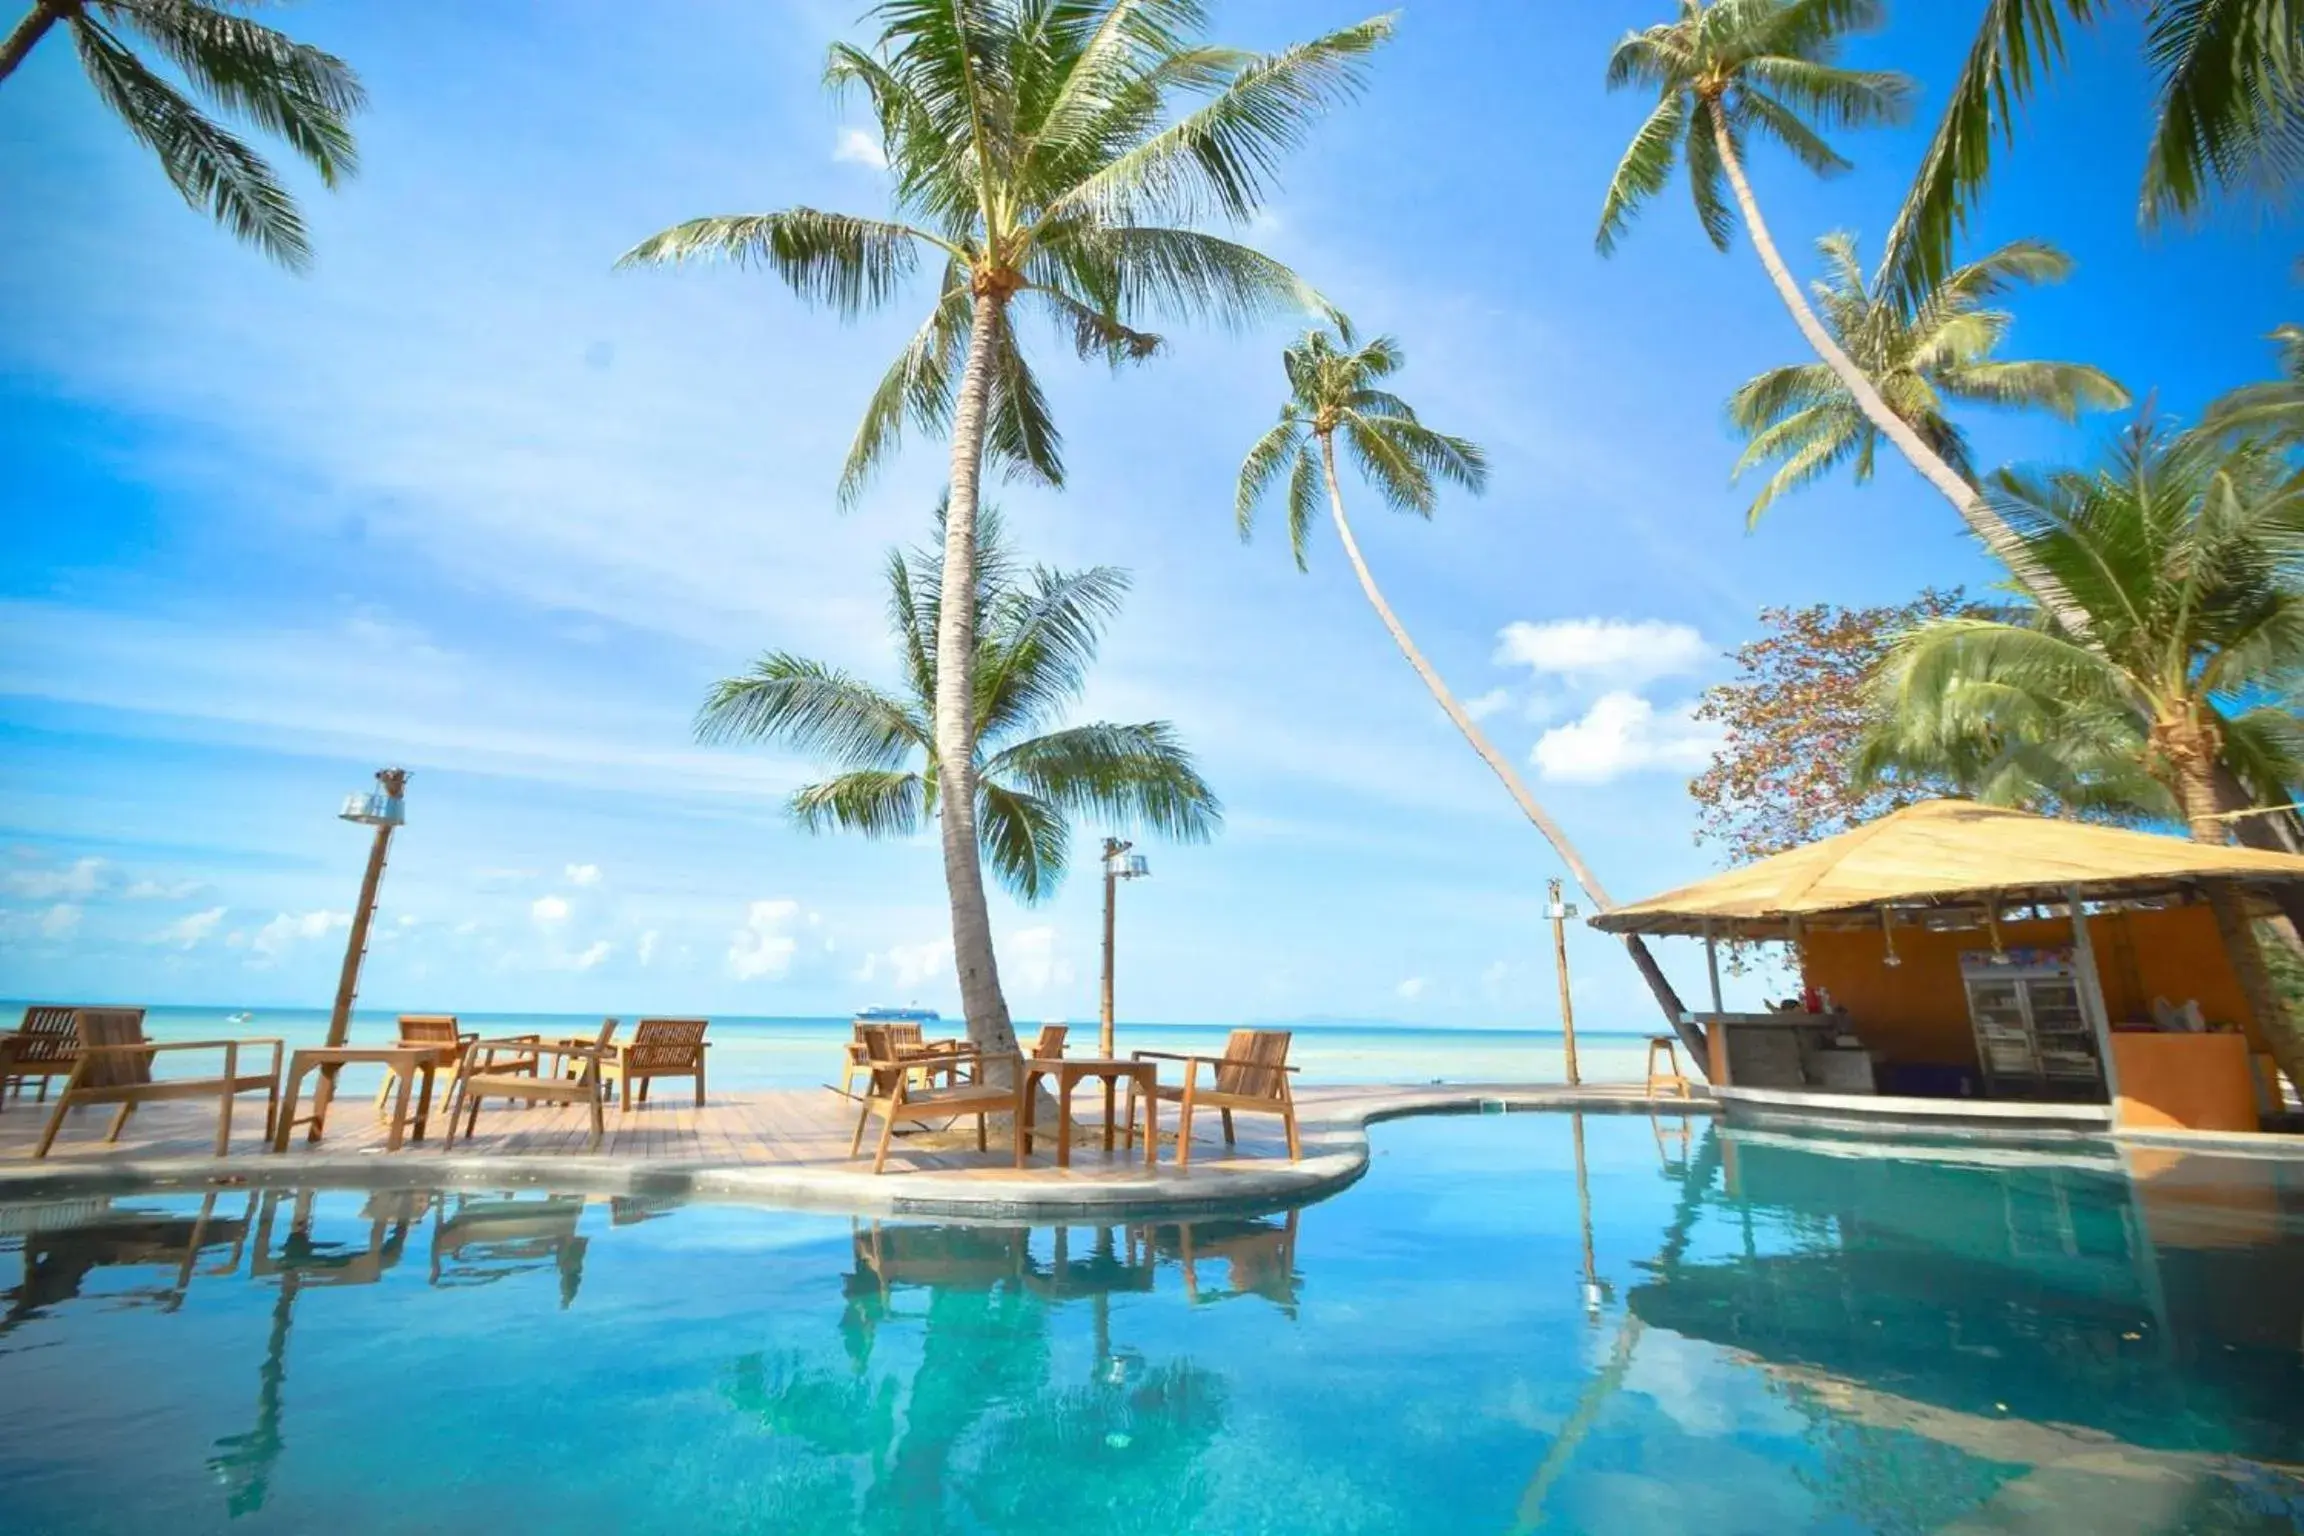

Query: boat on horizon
[854,1005,940,1023]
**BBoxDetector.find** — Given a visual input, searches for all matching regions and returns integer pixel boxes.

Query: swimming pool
[3,1113,2300,1533]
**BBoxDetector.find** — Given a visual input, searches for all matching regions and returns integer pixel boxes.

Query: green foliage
[2205,322,2304,445]
[1597,0,1913,256]
[696,508,1220,902]
[1858,423,2304,828]
[40,0,365,268]
[1730,233,2128,523]
[1234,320,1488,569]
[1878,0,2304,313]
[620,1,1392,504]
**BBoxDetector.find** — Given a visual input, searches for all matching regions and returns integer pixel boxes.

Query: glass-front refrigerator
[1960,948,2107,1100]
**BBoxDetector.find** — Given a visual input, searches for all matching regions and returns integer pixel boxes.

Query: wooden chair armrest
[1130,1050,1193,1063]
[77,1038,277,1054]
[1131,1049,1298,1073]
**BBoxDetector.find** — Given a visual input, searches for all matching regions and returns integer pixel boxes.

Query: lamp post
[324,768,407,1050]
[1099,838,1149,1058]
[1547,878,1582,1087]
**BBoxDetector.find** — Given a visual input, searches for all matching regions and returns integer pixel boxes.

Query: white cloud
[570,939,612,972]
[1532,692,1723,784]
[1463,688,1512,721]
[854,936,952,991]
[38,903,82,939]
[125,877,208,901]
[728,898,804,980]
[532,894,571,926]
[1006,926,1074,994]
[1395,976,1427,1001]
[637,929,660,967]
[250,909,349,961]
[564,862,601,888]
[832,127,888,169]
[151,906,228,950]
[1493,618,1710,688]
[2,857,111,900]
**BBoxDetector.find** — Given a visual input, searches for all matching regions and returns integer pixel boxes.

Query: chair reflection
[429,1192,590,1308]
[1132,1209,1303,1317]
[1,1192,252,1332]
[251,1189,428,1287]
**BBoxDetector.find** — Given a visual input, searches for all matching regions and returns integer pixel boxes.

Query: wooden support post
[2066,886,2122,1106]
[1550,879,1580,1087]
[1704,924,1724,1014]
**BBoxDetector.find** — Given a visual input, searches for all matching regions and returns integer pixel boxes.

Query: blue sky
[0,1,2295,1026]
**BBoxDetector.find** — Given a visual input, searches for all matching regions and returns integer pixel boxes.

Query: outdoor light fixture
[1101,838,1150,1056]
[326,768,409,1050]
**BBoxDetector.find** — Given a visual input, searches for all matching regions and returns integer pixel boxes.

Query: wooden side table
[274,1045,447,1153]
[1019,1057,1157,1168]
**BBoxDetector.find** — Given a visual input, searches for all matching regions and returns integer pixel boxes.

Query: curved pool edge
[0,1084,1715,1222]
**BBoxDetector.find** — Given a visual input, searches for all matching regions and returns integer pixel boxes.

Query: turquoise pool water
[2,1114,2301,1533]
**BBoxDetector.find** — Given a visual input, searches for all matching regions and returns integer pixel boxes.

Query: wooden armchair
[1029,1024,1068,1060]
[443,1022,612,1152]
[603,1018,708,1109]
[1126,1029,1300,1168]
[840,1019,965,1097]
[33,1008,283,1159]
[374,1014,480,1118]
[849,1023,1025,1174]
[3,1004,83,1109]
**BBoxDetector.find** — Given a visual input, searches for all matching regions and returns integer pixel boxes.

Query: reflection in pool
[1,1114,2300,1534]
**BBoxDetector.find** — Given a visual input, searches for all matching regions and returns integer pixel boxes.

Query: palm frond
[70,13,310,267]
[1732,88,1853,177]
[1937,359,2130,418]
[1236,413,1306,543]
[975,778,1069,902]
[110,0,363,184]
[838,264,971,505]
[1340,412,1436,515]
[2141,0,2304,225]
[1039,12,1394,226]
[977,560,1133,741]
[790,770,932,838]
[982,305,1066,486]
[1734,402,1867,524]
[1596,89,1688,254]
[1875,0,2108,314]
[615,209,942,318]
[984,720,1223,842]
[695,655,927,769]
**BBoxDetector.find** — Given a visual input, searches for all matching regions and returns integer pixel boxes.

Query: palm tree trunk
[1314,436,1705,1068]
[0,2,63,87]
[935,290,1018,1061]
[1705,103,2089,637]
[2178,753,2304,1100]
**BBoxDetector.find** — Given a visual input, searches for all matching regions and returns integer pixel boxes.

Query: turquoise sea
[5,1004,1660,1092]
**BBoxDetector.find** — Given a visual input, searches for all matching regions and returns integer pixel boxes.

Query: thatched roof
[1591,800,2304,939]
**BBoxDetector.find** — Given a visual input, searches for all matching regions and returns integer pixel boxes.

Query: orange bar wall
[1797,903,2265,1074]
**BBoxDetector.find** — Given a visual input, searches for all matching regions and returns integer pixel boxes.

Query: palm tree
[1729,233,2128,523]
[1857,423,2304,1083]
[1235,322,1700,1060]
[621,1,1389,1055]
[1879,0,2304,315]
[698,508,1220,913]
[1596,0,2090,630]
[0,0,363,269]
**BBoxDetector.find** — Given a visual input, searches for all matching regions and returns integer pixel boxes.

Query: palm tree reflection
[732,1213,1296,1531]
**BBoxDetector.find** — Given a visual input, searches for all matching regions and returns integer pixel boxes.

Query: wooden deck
[0,1081,1708,1218]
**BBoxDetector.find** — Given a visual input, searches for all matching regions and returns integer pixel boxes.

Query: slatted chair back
[856,1024,910,1099]
[395,1015,464,1050]
[14,1005,80,1066]
[884,1021,926,1053]
[1214,1030,1292,1100]
[1032,1024,1068,1060]
[628,1018,707,1072]
[72,1009,154,1091]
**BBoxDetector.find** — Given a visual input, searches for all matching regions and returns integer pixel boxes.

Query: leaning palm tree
[1235,322,1698,1059]
[1879,0,2304,314]
[699,508,1220,909]
[1730,233,2128,523]
[1857,423,2304,1084]
[623,1,1389,1055]
[1596,0,2089,630]
[0,0,363,268]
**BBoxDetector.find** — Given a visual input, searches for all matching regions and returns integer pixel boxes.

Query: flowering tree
[1689,592,1979,866]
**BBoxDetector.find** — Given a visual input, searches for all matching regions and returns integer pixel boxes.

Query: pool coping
[0,1085,1717,1221]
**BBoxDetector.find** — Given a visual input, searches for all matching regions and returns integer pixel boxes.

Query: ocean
[4,1004,1657,1093]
